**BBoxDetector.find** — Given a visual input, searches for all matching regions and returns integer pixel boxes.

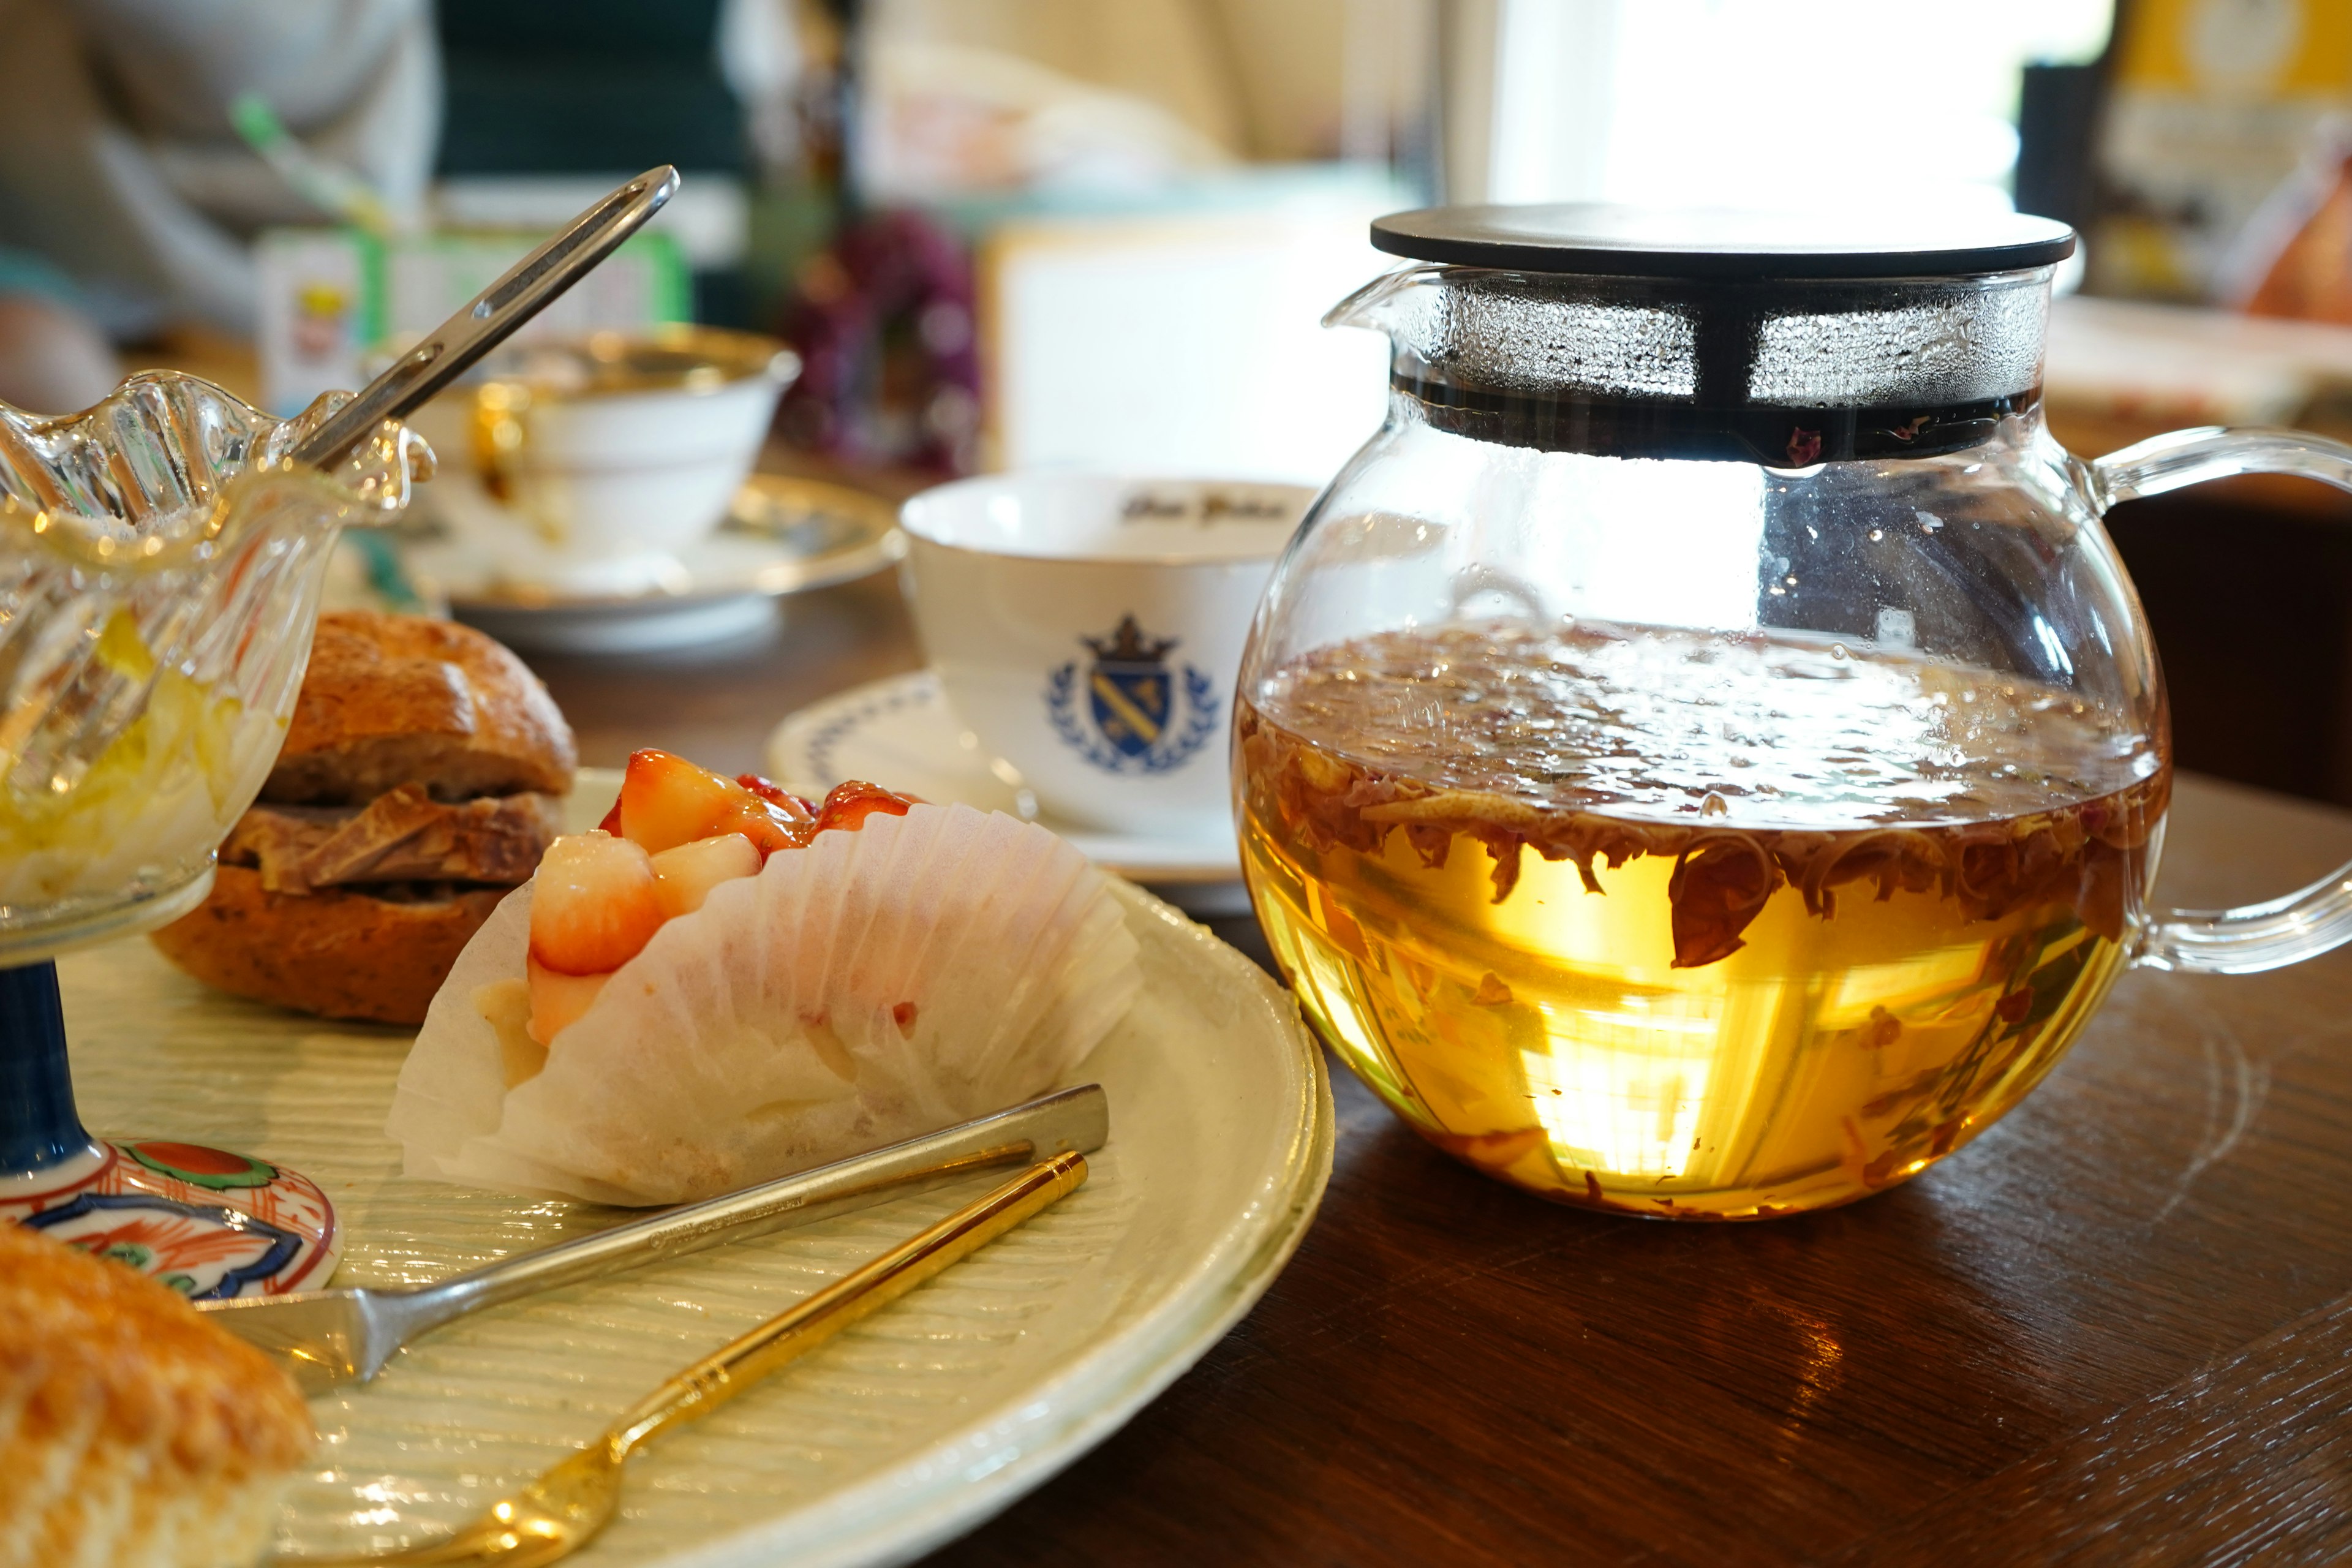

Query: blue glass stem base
[1,961,96,1178]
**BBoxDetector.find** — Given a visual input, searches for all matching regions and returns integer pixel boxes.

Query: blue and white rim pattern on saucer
[766,671,1245,888]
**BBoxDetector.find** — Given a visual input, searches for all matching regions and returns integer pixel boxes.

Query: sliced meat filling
[224,787,562,894]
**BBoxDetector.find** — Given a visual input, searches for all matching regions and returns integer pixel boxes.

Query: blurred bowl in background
[405,325,798,589]
[404,473,903,655]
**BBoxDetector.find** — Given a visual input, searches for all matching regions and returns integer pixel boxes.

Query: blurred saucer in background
[401,473,904,655]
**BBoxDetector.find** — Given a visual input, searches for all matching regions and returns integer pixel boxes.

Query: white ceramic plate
[403,475,907,655]
[59,773,1329,1567]
[766,672,1246,905]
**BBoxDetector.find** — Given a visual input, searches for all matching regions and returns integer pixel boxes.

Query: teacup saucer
[402,474,905,655]
[765,671,1250,913]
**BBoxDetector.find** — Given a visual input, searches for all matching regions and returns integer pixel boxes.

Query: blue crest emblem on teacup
[1045,615,1219,775]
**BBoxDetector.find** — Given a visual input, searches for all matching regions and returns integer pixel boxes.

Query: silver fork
[198,1085,1107,1393]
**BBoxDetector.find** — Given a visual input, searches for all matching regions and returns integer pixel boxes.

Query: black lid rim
[1372,204,2078,279]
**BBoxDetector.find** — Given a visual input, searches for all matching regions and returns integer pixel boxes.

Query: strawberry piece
[723,794,816,858]
[616,748,818,859]
[728,773,816,855]
[527,958,611,1046]
[815,780,919,834]
[615,749,750,854]
[529,831,665,975]
[649,832,761,919]
[738,774,818,818]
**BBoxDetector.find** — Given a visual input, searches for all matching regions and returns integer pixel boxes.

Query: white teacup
[410,327,798,592]
[899,473,1311,839]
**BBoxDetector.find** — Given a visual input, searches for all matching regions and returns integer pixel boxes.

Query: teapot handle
[2090,426,2352,974]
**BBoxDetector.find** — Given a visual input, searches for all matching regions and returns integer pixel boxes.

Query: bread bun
[151,867,507,1026]
[262,610,576,805]
[152,612,570,1024]
[0,1221,313,1567]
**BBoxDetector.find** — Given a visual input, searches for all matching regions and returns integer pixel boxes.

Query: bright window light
[1484,0,2114,218]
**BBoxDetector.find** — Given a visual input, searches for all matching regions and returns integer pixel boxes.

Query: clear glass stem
[2095,427,2352,974]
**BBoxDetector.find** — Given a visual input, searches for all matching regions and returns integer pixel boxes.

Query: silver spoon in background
[289,165,680,472]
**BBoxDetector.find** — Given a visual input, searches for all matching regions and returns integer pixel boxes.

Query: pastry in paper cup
[388,757,1140,1205]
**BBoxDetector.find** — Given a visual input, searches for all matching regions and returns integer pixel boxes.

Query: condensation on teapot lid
[1350,206,2078,462]
[1370,204,2076,281]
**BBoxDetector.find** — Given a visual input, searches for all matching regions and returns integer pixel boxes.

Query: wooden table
[529,575,2352,1567]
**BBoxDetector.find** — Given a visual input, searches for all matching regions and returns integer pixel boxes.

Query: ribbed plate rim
[668,884,1333,1567]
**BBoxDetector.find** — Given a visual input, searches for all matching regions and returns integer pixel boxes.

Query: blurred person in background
[0,0,437,412]
[0,254,114,414]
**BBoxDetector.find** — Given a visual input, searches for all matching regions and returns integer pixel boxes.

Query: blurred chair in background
[438,1,745,178]
[2015,57,2110,235]
[433,0,767,325]
[0,249,116,413]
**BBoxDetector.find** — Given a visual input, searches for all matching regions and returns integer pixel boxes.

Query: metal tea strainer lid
[1349,205,2078,464]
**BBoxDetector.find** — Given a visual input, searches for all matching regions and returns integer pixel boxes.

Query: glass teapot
[1235,205,2352,1219]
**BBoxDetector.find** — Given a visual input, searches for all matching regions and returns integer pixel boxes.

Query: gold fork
[276,1152,1088,1567]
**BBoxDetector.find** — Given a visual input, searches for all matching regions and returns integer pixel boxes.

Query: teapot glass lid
[1371,204,2076,280]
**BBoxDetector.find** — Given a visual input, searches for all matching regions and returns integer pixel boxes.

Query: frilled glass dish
[0,372,430,964]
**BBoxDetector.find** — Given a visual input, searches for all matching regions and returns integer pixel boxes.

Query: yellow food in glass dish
[0,612,285,916]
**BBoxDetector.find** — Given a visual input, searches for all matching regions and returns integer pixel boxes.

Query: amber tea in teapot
[1235,205,2352,1218]
[1238,620,2167,1216]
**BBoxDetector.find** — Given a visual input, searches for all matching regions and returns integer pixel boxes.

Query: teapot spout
[1323,263,1443,335]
